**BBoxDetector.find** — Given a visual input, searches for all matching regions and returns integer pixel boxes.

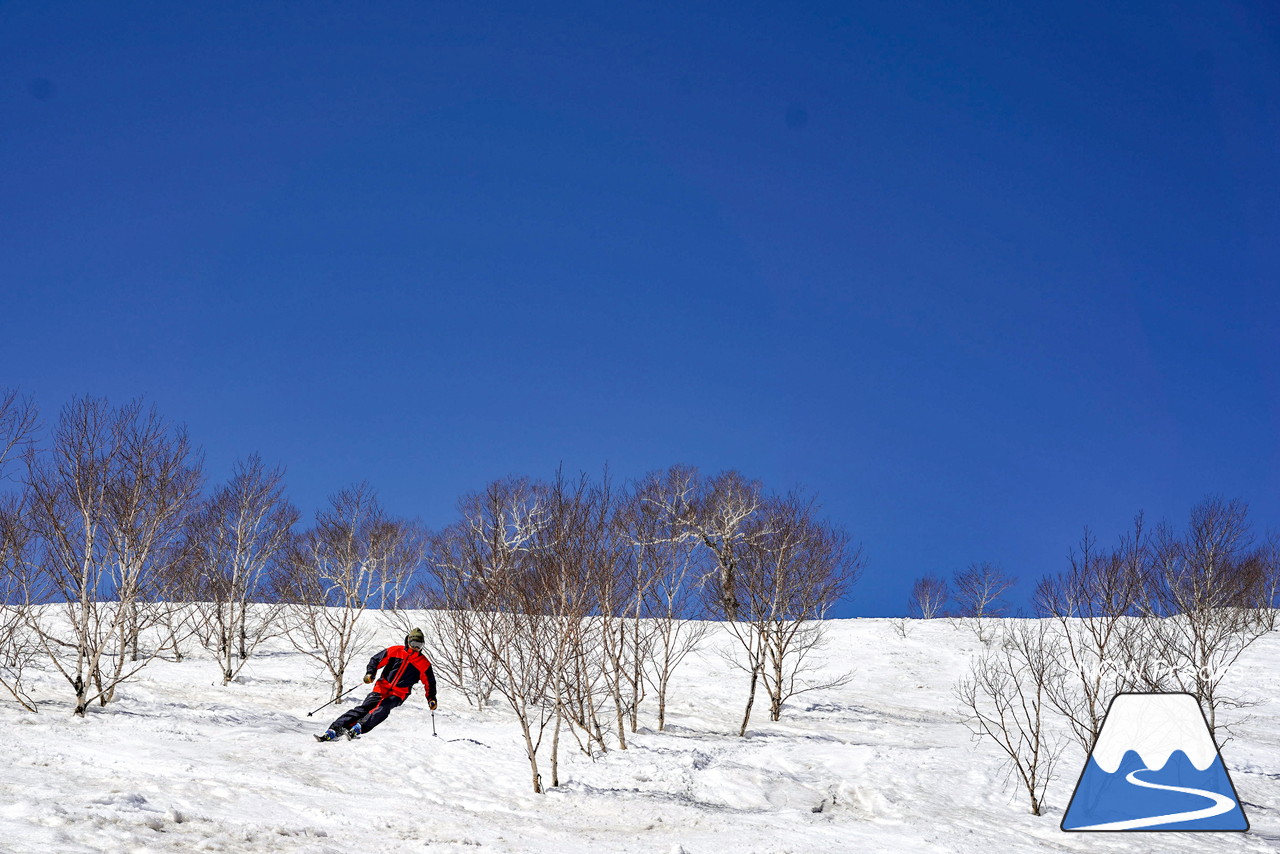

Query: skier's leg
[329,693,381,732]
[356,695,403,733]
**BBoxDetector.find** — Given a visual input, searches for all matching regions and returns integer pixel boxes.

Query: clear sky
[3,1,1277,616]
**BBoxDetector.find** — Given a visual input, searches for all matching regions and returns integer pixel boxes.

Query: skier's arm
[366,649,389,680]
[423,662,437,705]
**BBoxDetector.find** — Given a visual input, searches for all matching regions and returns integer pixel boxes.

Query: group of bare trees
[425,467,861,792]
[0,392,423,715]
[954,499,1279,815]
[22,397,203,714]
[905,562,1015,626]
[897,562,1015,641]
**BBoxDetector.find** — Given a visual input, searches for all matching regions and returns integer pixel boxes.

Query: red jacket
[365,645,436,702]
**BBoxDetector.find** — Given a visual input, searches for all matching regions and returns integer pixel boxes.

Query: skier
[315,627,438,741]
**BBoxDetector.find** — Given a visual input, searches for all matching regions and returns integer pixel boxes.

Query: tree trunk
[73,676,88,717]
[591,710,609,754]
[519,716,543,794]
[657,671,669,731]
[610,669,628,750]
[551,701,562,789]
[628,618,643,733]
[739,665,760,737]
[770,643,784,721]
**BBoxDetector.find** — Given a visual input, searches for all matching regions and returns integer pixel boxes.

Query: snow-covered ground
[3,618,1277,853]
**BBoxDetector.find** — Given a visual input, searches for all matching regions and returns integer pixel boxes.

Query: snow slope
[2,617,1277,853]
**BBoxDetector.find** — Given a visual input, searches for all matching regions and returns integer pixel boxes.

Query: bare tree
[952,562,1014,642]
[426,478,547,710]
[720,493,861,736]
[445,476,582,792]
[953,562,1013,618]
[583,471,653,749]
[956,620,1065,816]
[189,455,298,684]
[626,466,711,731]
[1129,498,1276,735]
[1035,520,1147,754]
[0,390,39,710]
[371,519,430,634]
[688,471,768,621]
[909,574,949,620]
[147,535,205,662]
[284,484,412,699]
[424,525,493,709]
[25,397,197,714]
[0,493,40,712]
[476,580,569,794]
[426,477,570,792]
[101,403,203,672]
[758,496,861,725]
[1250,533,1280,624]
[0,390,37,476]
[533,472,608,781]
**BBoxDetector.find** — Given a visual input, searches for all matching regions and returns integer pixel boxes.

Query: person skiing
[315,627,437,741]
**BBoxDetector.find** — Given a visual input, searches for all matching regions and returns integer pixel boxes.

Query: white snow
[2,616,1278,853]
[1090,692,1221,773]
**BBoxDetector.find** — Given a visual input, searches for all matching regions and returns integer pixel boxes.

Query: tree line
[7,391,1275,804]
[0,392,860,793]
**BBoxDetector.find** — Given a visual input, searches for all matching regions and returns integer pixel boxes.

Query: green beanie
[405,627,425,647]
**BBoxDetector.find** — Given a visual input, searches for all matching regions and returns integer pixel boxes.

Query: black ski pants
[330,691,404,734]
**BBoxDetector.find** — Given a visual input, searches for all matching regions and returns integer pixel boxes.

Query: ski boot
[345,723,363,740]
[314,729,339,742]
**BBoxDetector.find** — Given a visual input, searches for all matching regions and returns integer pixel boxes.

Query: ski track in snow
[1,617,1277,853]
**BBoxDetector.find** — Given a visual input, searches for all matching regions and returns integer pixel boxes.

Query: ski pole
[306,685,362,717]
[431,709,437,737]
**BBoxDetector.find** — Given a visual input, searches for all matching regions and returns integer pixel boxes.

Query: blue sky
[3,1,1277,616]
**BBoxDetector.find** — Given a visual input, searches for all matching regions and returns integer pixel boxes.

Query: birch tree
[952,562,1014,642]
[532,473,604,780]
[0,390,37,476]
[284,484,413,699]
[688,471,768,621]
[1130,498,1277,735]
[581,472,650,749]
[25,397,196,714]
[0,493,40,711]
[430,477,571,792]
[368,517,430,636]
[956,620,1065,816]
[626,466,711,731]
[0,391,39,709]
[474,575,568,794]
[722,493,861,735]
[101,403,203,672]
[426,477,546,709]
[909,574,949,620]
[189,455,298,684]
[1035,520,1147,754]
